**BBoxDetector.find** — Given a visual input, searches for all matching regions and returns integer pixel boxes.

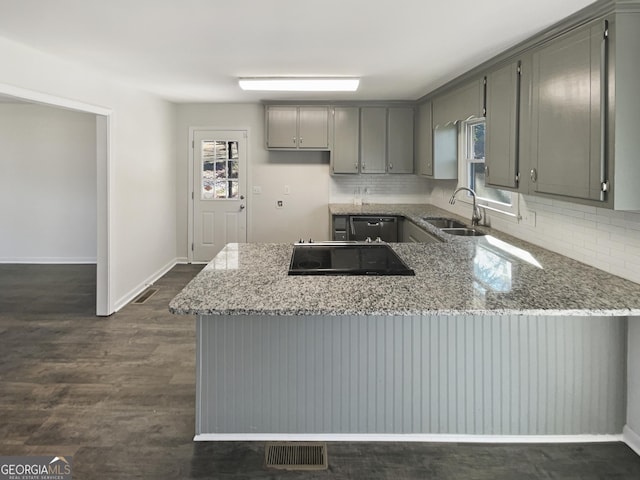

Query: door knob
[240,195,245,200]
[239,204,245,210]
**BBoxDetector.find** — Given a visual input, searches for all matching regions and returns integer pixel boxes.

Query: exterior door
[192,130,247,262]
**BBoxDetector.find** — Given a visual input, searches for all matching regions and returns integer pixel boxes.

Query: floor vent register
[265,442,328,471]
[132,288,159,305]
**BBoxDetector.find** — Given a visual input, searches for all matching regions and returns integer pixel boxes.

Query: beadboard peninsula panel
[196,314,626,436]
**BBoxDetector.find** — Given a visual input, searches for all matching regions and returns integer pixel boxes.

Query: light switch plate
[252,186,262,194]
[284,185,290,195]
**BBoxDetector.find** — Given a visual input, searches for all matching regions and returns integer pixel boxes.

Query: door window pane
[201,140,240,200]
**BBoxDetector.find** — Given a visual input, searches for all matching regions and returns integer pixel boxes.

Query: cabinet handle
[292,137,296,144]
[300,137,303,144]
[530,168,537,183]
[354,162,358,170]
[389,163,393,170]
[485,165,489,177]
[599,19,609,201]
[362,163,366,171]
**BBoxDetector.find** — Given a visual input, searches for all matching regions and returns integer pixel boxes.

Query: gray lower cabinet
[266,105,329,150]
[331,107,360,174]
[401,219,440,243]
[484,59,522,190]
[387,107,414,174]
[530,20,606,202]
[332,215,348,240]
[360,107,387,173]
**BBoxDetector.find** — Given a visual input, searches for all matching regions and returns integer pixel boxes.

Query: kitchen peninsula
[170,204,640,441]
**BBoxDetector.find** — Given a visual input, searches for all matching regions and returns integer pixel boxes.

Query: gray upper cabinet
[266,105,329,150]
[432,79,484,127]
[331,107,360,174]
[266,106,298,148]
[360,107,387,174]
[387,107,414,174]
[529,20,605,202]
[416,101,433,177]
[484,59,523,190]
[330,105,415,175]
[298,107,330,149]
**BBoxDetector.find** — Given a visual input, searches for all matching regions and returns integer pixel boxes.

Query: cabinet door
[416,102,433,177]
[360,107,387,174]
[531,21,606,201]
[485,61,521,189]
[266,106,298,148]
[401,219,440,243]
[331,107,360,174]
[298,107,329,149]
[387,107,414,174]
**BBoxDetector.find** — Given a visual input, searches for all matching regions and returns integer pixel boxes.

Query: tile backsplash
[330,174,430,204]
[428,181,640,285]
[330,175,640,285]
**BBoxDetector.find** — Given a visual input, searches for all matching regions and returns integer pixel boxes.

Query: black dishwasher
[349,216,398,242]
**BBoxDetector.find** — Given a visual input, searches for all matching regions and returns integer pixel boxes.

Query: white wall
[0,36,177,312]
[175,103,330,260]
[0,103,96,263]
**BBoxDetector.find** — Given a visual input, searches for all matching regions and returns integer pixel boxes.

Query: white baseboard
[113,258,177,312]
[624,425,640,456]
[0,257,97,264]
[194,433,624,444]
[176,257,189,264]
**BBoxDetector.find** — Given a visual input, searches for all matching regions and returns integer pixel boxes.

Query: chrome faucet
[449,187,482,226]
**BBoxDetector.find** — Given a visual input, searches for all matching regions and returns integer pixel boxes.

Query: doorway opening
[0,84,111,316]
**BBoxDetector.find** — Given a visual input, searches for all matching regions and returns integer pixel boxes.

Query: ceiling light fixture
[238,77,360,92]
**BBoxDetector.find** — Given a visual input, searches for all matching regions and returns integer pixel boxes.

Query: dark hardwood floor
[1,263,640,479]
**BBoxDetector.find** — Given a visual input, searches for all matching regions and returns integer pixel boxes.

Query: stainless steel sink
[440,228,486,237]
[423,217,467,229]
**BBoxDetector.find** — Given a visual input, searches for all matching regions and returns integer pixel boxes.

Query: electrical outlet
[521,210,536,227]
[252,186,262,194]
[276,200,284,209]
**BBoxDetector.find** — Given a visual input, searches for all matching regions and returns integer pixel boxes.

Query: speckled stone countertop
[169,204,640,317]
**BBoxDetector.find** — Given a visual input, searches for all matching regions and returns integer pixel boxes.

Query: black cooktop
[288,242,415,276]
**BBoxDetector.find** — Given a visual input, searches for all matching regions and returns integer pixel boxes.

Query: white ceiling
[0,0,597,103]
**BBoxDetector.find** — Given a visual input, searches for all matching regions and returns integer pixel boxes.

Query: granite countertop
[169,203,640,317]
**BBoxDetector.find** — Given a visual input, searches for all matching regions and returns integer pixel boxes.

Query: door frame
[0,82,113,316]
[187,127,250,264]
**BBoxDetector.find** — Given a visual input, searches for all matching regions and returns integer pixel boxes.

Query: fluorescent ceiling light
[238,77,360,92]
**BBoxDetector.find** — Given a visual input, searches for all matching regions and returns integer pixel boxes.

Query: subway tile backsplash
[330,175,640,285]
[487,195,640,285]
[329,175,430,204]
